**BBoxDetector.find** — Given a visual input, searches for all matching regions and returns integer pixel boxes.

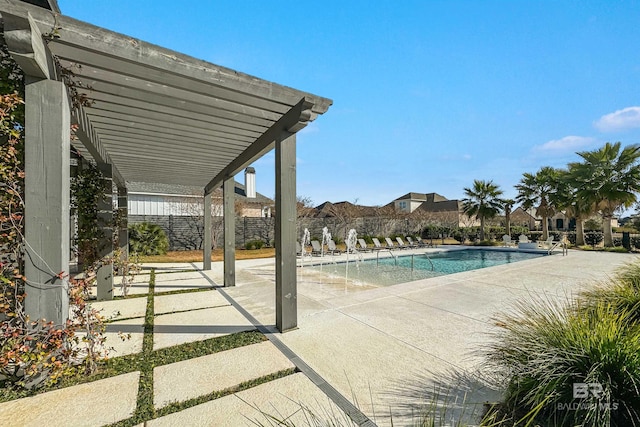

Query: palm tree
[502,198,515,237]
[515,166,563,241]
[569,142,640,246]
[462,180,504,241]
[561,166,595,246]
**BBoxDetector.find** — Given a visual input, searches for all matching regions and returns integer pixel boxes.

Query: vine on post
[0,26,138,390]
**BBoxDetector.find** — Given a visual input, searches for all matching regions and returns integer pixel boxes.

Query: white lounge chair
[502,234,515,247]
[539,236,554,249]
[372,237,385,250]
[327,239,343,255]
[395,237,410,249]
[385,237,399,249]
[518,234,530,243]
[310,240,323,256]
[358,238,373,252]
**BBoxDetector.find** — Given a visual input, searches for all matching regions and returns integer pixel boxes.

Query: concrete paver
[153,341,295,409]
[149,373,346,427]
[0,372,140,427]
[104,317,145,357]
[154,289,229,315]
[89,296,147,321]
[153,305,255,350]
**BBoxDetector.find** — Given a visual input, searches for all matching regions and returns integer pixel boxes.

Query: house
[391,192,474,227]
[128,168,273,218]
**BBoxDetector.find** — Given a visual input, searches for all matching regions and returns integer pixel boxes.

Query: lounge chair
[395,237,410,249]
[310,240,323,256]
[371,237,385,250]
[357,238,373,252]
[502,234,515,247]
[518,235,530,243]
[327,239,343,255]
[385,237,400,249]
[404,236,419,248]
[539,236,554,249]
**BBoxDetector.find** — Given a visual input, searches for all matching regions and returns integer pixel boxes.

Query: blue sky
[58,0,640,208]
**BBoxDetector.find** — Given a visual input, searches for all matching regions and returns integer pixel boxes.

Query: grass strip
[129,268,156,424]
[154,368,297,419]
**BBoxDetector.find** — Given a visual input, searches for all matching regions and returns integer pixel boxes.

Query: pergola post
[96,163,113,300]
[275,132,297,332]
[23,78,71,327]
[203,193,212,270]
[223,177,236,286]
[117,186,128,263]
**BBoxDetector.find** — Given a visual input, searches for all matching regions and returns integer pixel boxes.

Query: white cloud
[533,135,596,153]
[594,106,640,132]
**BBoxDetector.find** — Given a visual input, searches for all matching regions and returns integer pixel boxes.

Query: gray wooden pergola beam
[84,91,276,130]
[223,178,235,287]
[71,103,125,187]
[55,57,293,117]
[204,97,315,195]
[203,193,212,271]
[22,78,71,327]
[275,132,297,332]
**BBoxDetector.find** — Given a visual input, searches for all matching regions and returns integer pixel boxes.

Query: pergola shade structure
[1,0,332,332]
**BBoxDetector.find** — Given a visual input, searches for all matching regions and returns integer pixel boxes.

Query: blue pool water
[309,249,546,286]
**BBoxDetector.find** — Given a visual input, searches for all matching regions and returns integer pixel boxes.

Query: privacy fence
[129,215,425,250]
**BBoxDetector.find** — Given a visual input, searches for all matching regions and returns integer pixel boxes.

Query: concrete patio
[0,249,635,426]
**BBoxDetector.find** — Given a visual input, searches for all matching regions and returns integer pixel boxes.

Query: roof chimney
[244,167,256,198]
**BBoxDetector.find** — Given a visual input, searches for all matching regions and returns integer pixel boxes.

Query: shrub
[486,297,640,426]
[128,222,169,255]
[585,231,604,248]
[244,239,265,250]
[565,231,577,245]
[581,261,640,324]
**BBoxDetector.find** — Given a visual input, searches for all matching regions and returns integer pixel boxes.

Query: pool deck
[1,248,636,426]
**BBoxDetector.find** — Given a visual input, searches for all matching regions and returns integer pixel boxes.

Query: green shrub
[244,239,264,250]
[128,222,169,255]
[582,261,640,324]
[486,297,640,426]
[585,231,604,247]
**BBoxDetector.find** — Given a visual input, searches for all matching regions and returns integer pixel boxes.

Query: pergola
[1,0,332,332]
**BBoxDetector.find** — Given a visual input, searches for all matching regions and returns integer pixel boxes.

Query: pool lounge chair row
[297,235,433,256]
[502,234,556,249]
[358,236,433,251]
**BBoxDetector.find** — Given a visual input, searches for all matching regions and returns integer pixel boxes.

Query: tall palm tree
[502,198,515,237]
[569,142,640,246]
[561,166,595,246]
[462,180,504,241]
[515,166,563,241]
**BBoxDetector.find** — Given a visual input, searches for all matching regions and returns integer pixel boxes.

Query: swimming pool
[307,249,547,286]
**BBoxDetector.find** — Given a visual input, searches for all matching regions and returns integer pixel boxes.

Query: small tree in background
[128,222,169,255]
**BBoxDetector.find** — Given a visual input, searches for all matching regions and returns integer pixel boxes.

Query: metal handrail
[376,249,398,266]
[548,241,568,256]
[424,253,435,271]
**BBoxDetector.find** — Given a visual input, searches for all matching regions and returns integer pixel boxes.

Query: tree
[569,142,640,246]
[502,198,515,237]
[560,166,594,246]
[462,180,504,241]
[515,166,563,241]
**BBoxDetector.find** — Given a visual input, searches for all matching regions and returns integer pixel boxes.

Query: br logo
[573,383,603,399]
